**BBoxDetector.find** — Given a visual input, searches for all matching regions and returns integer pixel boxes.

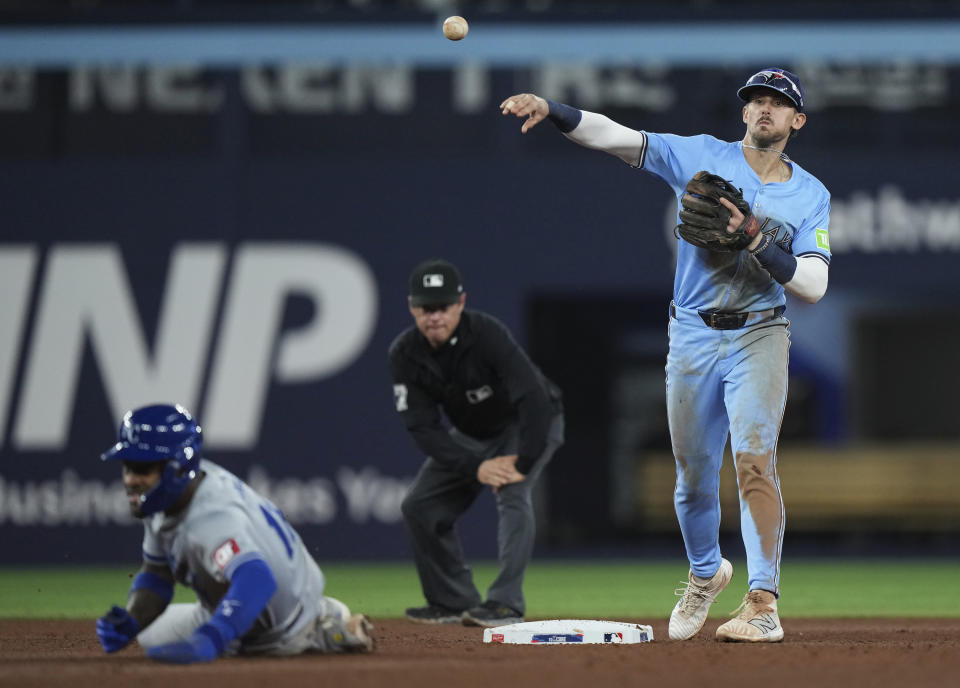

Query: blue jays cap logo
[738,68,805,111]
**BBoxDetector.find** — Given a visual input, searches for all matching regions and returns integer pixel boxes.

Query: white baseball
[442,16,469,41]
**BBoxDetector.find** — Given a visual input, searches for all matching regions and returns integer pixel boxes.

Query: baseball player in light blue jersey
[95,404,374,662]
[501,68,831,643]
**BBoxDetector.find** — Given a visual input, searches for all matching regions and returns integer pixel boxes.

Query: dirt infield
[2,618,959,688]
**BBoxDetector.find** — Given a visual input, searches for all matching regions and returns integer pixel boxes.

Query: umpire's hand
[477,455,525,491]
[500,94,549,134]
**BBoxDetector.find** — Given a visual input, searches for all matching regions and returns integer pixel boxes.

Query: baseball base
[482,619,654,645]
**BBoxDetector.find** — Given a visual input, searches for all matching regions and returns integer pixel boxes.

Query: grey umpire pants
[400,413,564,615]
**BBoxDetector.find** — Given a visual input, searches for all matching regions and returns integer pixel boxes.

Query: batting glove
[96,604,140,653]
[146,624,222,664]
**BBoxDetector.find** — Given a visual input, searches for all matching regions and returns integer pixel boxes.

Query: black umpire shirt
[388,309,562,477]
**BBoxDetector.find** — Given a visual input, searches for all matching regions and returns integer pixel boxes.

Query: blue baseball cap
[737,68,805,111]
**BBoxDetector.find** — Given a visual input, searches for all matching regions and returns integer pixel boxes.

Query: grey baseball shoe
[317,613,375,653]
[461,601,523,627]
[715,590,784,642]
[404,604,464,624]
[343,614,376,652]
[668,558,733,640]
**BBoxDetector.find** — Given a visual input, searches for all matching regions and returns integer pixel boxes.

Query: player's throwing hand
[500,93,549,133]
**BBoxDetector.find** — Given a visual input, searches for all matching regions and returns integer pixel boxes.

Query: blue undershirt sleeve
[193,558,278,654]
[750,233,798,284]
[130,570,174,604]
[545,100,582,133]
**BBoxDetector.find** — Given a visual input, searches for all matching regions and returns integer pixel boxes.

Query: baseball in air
[442,16,469,41]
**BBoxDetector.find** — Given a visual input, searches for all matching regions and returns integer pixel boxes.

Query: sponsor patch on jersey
[815,228,830,251]
[212,538,240,571]
[393,384,408,412]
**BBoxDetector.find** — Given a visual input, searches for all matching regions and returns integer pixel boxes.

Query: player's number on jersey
[260,504,296,559]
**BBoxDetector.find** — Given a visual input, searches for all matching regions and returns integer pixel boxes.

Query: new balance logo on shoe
[715,590,784,643]
[749,613,779,633]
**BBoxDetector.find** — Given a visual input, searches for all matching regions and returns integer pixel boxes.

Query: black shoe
[404,604,464,624]
[461,600,524,627]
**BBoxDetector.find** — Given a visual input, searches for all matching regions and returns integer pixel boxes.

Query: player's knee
[674,480,720,502]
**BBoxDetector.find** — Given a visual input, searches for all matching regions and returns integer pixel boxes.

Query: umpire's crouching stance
[389,258,564,627]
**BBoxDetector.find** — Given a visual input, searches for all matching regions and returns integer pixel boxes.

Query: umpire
[389,258,564,627]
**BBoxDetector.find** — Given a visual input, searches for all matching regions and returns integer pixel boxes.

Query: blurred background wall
[1,0,959,563]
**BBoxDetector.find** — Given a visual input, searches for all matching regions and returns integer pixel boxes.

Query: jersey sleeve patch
[213,538,241,571]
[815,228,830,251]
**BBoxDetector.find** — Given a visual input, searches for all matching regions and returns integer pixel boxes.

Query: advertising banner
[2,62,958,561]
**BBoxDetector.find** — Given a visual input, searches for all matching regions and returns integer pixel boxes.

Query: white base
[482,619,654,645]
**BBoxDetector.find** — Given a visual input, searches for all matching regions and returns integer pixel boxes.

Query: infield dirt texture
[3,617,959,688]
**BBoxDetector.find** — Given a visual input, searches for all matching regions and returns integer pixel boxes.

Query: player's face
[409,294,466,348]
[742,93,806,146]
[121,461,165,518]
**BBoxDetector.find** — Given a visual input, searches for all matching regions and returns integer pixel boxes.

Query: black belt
[670,304,785,330]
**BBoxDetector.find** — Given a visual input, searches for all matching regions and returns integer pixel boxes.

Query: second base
[482,619,653,644]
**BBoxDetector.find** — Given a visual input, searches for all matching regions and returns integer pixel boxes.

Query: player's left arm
[147,556,278,663]
[781,255,829,304]
[720,195,831,303]
[777,193,831,303]
[147,520,277,664]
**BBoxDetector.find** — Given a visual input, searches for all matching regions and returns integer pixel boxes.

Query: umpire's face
[409,293,466,349]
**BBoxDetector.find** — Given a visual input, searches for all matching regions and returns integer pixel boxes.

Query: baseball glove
[676,171,760,252]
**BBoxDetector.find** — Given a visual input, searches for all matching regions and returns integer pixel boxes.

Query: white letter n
[13,244,226,450]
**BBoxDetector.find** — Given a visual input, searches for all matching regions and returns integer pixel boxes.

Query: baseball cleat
[668,558,733,640]
[323,596,351,621]
[461,600,524,627]
[715,590,784,642]
[343,614,376,652]
[404,604,464,624]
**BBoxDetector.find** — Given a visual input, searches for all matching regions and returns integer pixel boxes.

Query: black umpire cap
[408,258,464,307]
